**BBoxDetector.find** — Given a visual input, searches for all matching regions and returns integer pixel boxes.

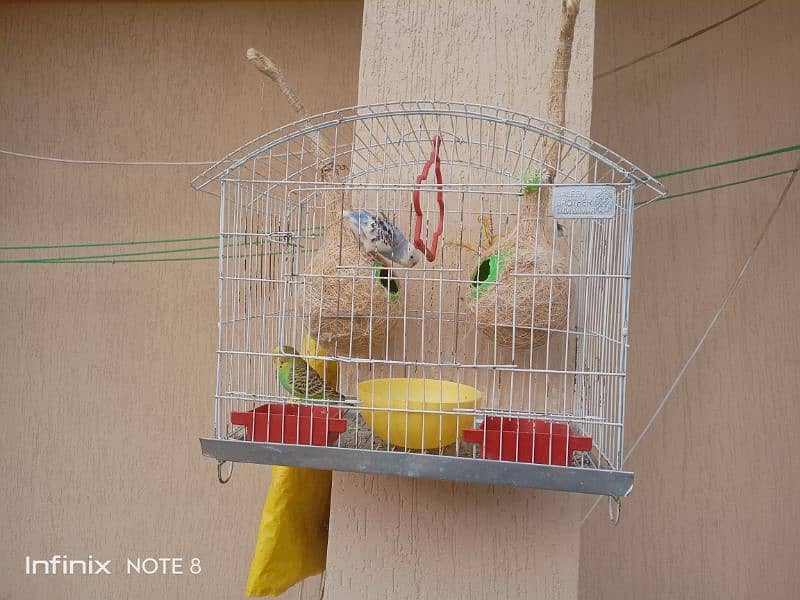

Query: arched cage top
[192,101,666,203]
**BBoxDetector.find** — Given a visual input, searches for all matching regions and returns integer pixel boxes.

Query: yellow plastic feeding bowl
[357,378,482,450]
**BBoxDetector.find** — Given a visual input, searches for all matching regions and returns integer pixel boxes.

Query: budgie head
[273,346,298,369]
[342,209,423,268]
[395,240,423,267]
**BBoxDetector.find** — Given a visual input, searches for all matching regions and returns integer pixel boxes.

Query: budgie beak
[408,243,423,267]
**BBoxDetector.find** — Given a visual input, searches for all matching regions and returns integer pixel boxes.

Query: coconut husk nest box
[303,162,402,354]
[467,184,570,350]
[465,0,579,352]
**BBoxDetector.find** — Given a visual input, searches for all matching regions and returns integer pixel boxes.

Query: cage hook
[217,460,234,484]
[608,495,621,525]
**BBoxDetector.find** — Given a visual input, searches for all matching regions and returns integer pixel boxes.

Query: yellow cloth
[246,466,332,597]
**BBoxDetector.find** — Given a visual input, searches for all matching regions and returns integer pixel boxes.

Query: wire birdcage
[193,101,665,497]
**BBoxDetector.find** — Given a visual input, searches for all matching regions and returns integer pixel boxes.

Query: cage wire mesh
[193,101,665,494]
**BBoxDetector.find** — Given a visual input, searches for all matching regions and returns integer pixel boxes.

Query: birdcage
[192,101,665,498]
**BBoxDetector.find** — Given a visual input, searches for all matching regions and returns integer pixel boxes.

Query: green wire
[0,244,219,263]
[18,255,220,264]
[2,144,798,264]
[654,143,800,179]
[2,251,293,264]
[0,239,302,264]
[0,235,218,251]
[0,226,323,251]
[636,168,797,207]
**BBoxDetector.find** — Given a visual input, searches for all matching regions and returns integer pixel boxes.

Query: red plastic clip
[412,135,445,262]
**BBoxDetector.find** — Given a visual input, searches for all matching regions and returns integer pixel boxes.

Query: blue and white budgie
[342,209,422,268]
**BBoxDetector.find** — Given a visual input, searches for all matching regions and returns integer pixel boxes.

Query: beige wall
[581,1,800,598]
[0,2,362,599]
[6,2,797,599]
[325,2,596,598]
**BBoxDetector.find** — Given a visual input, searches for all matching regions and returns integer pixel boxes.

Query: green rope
[2,144,798,264]
[0,244,219,263]
[1,250,293,264]
[0,235,217,251]
[0,226,323,251]
[654,143,800,179]
[0,239,300,264]
[43,253,289,264]
[9,255,220,264]
[636,168,797,207]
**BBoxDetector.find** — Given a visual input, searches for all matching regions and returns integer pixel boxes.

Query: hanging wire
[635,143,800,209]
[0,246,297,264]
[653,143,800,179]
[0,244,219,264]
[0,235,217,251]
[43,255,221,264]
[1,144,797,263]
[582,159,800,526]
[594,0,768,80]
[0,148,216,166]
[0,227,323,263]
[636,168,798,209]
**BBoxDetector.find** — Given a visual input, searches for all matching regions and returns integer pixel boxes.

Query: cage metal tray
[200,437,634,497]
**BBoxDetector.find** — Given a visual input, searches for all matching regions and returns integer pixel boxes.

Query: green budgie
[273,345,347,402]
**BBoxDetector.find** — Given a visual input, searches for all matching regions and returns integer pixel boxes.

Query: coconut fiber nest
[303,163,402,355]
[467,187,570,351]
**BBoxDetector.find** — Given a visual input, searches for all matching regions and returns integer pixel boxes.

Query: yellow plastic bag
[246,466,332,597]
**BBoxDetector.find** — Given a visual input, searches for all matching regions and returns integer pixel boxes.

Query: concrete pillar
[325,2,595,598]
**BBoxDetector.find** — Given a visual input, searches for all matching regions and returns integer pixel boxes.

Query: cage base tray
[200,438,633,497]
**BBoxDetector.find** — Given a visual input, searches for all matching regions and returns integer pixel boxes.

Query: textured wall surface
[326,2,595,598]
[581,1,800,598]
[0,2,362,599]
[357,0,595,133]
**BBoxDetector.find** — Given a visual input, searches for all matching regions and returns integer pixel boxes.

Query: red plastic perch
[463,417,592,465]
[230,403,347,446]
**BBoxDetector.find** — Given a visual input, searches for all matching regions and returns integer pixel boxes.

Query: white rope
[581,161,798,526]
[0,148,216,166]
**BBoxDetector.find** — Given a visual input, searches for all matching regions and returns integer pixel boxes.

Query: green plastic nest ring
[470,251,510,299]
[373,263,400,303]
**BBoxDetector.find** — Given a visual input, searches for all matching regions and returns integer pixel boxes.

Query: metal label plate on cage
[552,185,616,219]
